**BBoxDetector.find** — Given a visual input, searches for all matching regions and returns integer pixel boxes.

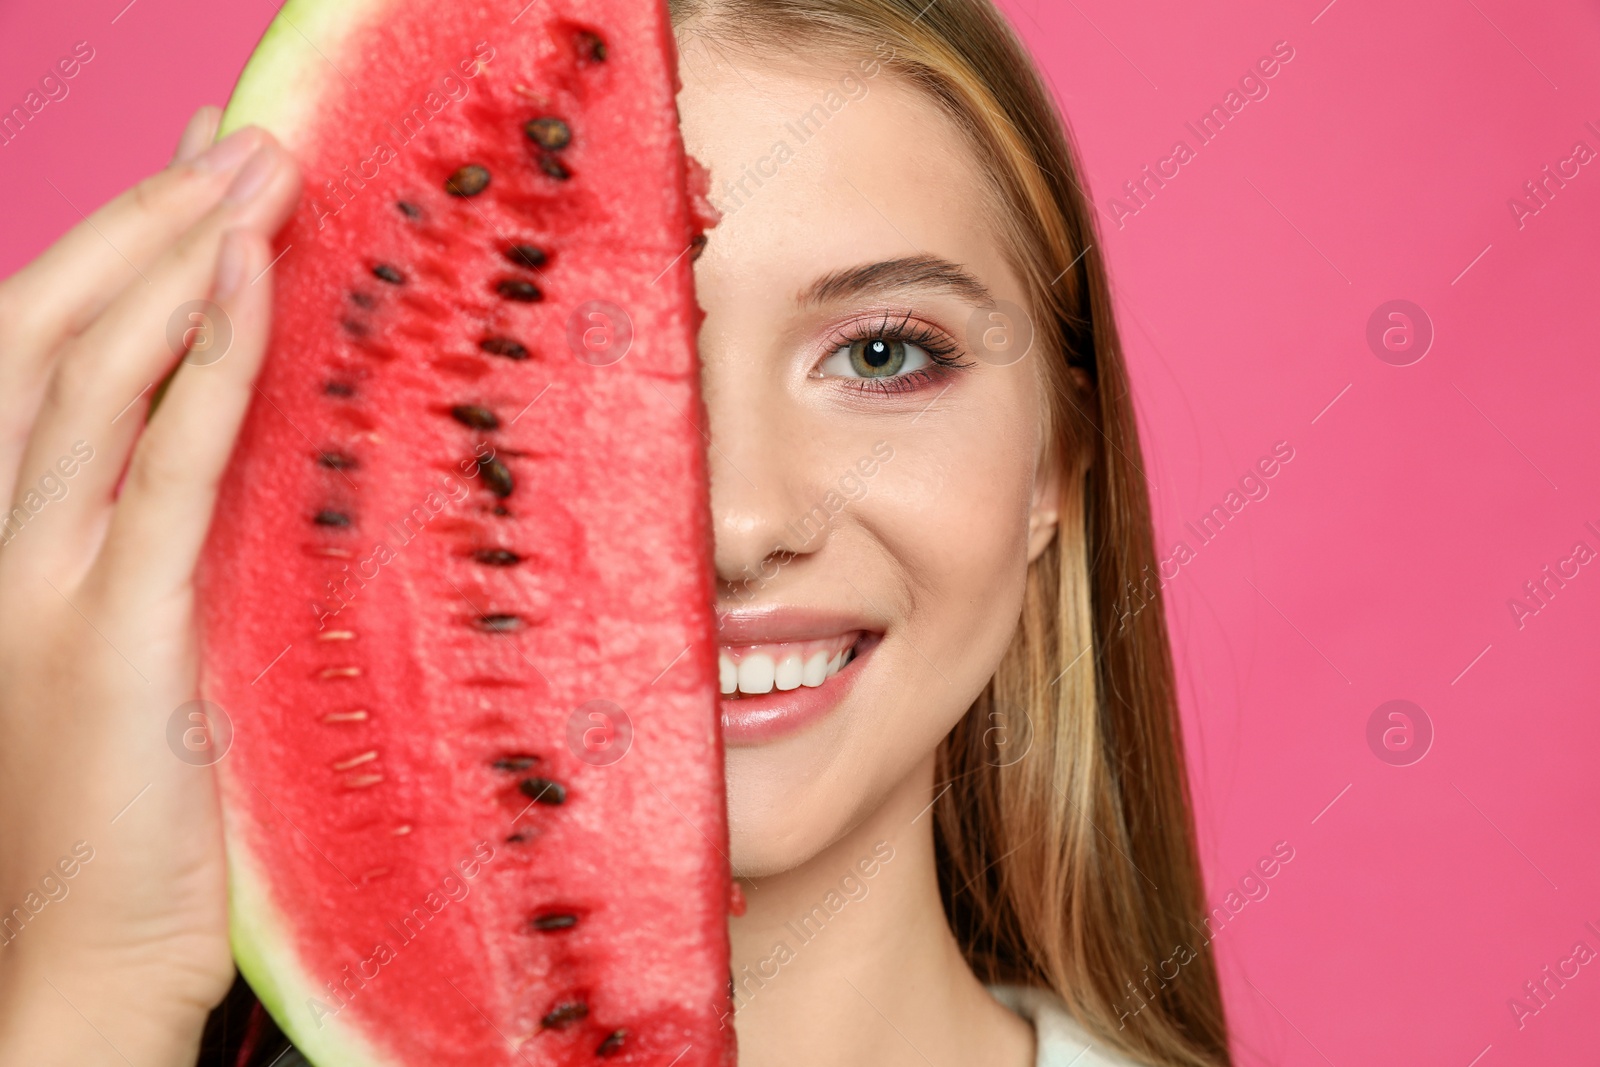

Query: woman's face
[676,42,1061,876]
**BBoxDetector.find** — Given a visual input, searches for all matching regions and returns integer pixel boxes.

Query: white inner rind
[216,1,401,1064]
[219,0,384,142]
[225,791,391,1067]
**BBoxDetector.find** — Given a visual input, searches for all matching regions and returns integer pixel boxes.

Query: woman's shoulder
[988,984,1153,1067]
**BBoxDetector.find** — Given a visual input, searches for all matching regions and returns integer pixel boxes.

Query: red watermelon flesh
[197,1,731,1064]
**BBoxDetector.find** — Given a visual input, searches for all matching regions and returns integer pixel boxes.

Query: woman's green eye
[820,337,932,379]
[852,338,904,376]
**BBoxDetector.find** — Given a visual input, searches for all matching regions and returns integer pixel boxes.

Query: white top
[989,985,1148,1067]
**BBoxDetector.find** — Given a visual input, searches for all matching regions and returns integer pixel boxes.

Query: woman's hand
[0,107,301,1066]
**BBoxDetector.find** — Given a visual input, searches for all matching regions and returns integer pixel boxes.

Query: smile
[718,633,860,696]
[714,611,880,745]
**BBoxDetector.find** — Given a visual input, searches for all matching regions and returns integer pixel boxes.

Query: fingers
[0,116,261,512]
[0,123,264,364]
[7,137,301,579]
[170,106,222,167]
[95,229,273,608]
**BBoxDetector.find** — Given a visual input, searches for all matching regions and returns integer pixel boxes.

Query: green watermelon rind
[218,0,375,142]
[225,814,391,1067]
[216,2,397,1065]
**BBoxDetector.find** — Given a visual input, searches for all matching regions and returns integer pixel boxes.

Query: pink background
[4,0,1598,1062]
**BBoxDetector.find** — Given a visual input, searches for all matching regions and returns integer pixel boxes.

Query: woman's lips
[715,609,881,746]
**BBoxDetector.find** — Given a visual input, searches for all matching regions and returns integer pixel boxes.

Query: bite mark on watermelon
[199,2,732,1064]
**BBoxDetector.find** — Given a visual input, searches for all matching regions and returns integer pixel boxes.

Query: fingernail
[170,106,221,167]
[213,230,250,301]
[224,147,277,204]
[195,127,260,174]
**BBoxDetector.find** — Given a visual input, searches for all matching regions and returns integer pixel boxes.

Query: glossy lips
[716,611,879,745]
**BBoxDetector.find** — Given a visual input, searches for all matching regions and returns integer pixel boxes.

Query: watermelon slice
[197,1,731,1064]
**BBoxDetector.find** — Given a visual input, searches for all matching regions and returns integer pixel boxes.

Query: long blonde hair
[671,2,1231,1064]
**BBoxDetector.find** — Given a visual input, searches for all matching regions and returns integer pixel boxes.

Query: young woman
[0,0,1231,1064]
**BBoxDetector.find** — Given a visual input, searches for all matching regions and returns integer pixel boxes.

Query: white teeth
[737,653,775,695]
[719,639,860,696]
[774,653,803,691]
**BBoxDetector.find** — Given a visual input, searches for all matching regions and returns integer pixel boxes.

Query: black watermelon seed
[597,1031,627,1057]
[689,234,708,261]
[324,381,355,397]
[397,200,422,219]
[541,1002,588,1030]
[519,777,567,805]
[477,457,514,498]
[492,756,538,771]
[446,164,491,197]
[341,318,368,337]
[372,264,404,285]
[319,451,357,470]
[474,548,522,566]
[537,154,571,181]
[507,831,530,843]
[532,913,577,931]
[493,505,511,517]
[350,291,376,309]
[314,510,351,527]
[473,614,525,633]
[479,337,529,360]
[450,405,500,430]
[504,244,548,269]
[496,279,543,302]
[576,30,606,63]
[524,118,571,151]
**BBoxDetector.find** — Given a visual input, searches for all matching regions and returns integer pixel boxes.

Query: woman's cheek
[869,424,1036,655]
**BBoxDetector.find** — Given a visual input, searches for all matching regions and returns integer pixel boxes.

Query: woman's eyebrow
[798,254,995,308]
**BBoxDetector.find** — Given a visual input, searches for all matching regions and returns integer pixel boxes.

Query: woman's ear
[1027,442,1063,563]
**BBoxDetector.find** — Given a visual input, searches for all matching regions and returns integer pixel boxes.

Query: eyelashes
[825,310,964,361]
[819,310,976,397]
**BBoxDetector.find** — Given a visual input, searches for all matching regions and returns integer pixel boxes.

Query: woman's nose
[700,362,831,596]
